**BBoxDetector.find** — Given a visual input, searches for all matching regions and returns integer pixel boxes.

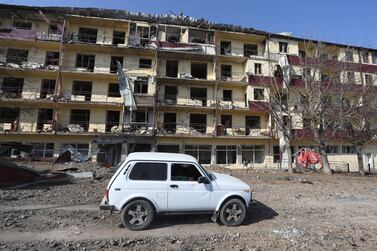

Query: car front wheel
[219,198,246,227]
[122,200,154,230]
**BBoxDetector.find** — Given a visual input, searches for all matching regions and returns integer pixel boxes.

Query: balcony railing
[157,122,209,136]
[157,94,216,108]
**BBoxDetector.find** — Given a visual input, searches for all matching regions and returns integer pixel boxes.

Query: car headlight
[243,188,252,193]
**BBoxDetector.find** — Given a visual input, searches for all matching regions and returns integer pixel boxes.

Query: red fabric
[297,149,323,168]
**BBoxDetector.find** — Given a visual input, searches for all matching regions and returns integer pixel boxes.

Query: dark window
[246,116,261,129]
[254,63,262,75]
[345,50,353,62]
[220,41,231,55]
[110,56,123,73]
[372,53,377,64]
[139,58,152,69]
[221,65,232,80]
[75,54,95,72]
[0,107,20,123]
[184,145,211,164]
[72,81,92,101]
[45,51,59,66]
[171,163,202,181]
[164,85,178,104]
[113,30,125,45]
[362,51,369,63]
[273,145,280,163]
[299,50,306,58]
[254,88,264,100]
[279,42,288,53]
[191,62,207,79]
[223,90,232,101]
[40,79,55,98]
[190,114,207,133]
[157,145,179,153]
[48,25,58,34]
[244,44,258,57]
[163,112,176,133]
[216,145,237,164]
[108,83,121,97]
[166,60,178,78]
[129,162,167,181]
[133,110,147,124]
[342,146,356,154]
[69,109,90,131]
[346,72,355,83]
[6,48,28,64]
[326,146,339,154]
[13,21,32,30]
[78,27,97,43]
[106,111,120,132]
[30,143,54,159]
[365,74,373,85]
[134,77,148,94]
[190,87,207,106]
[221,115,232,128]
[37,109,53,130]
[1,77,23,98]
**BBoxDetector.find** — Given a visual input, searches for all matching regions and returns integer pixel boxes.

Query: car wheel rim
[127,204,148,225]
[224,203,243,223]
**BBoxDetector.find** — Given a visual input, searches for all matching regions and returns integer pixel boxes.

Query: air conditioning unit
[71,95,86,101]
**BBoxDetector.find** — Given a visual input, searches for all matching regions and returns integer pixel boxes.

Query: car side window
[171,163,202,181]
[129,162,167,181]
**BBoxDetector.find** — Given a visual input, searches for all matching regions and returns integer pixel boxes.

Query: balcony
[218,98,248,110]
[216,126,271,138]
[157,122,210,136]
[157,94,216,108]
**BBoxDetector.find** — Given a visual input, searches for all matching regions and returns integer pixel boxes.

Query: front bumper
[99,197,115,211]
[248,191,253,206]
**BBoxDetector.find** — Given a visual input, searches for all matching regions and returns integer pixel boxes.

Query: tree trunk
[318,145,332,174]
[286,142,293,173]
[356,147,365,176]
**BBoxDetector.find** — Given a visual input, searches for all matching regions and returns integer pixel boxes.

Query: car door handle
[170,184,179,189]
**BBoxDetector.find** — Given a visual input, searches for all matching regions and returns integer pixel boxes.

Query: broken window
[184,145,211,164]
[45,51,59,66]
[372,53,377,64]
[299,50,306,58]
[273,145,281,163]
[362,51,369,64]
[157,145,179,153]
[13,21,32,30]
[62,143,89,155]
[190,114,207,133]
[220,41,231,55]
[6,48,28,64]
[190,87,207,106]
[134,77,148,94]
[346,72,355,83]
[245,116,261,132]
[30,143,54,159]
[221,65,232,80]
[165,26,181,42]
[78,27,97,43]
[279,42,288,53]
[163,112,177,133]
[69,109,90,131]
[242,145,265,164]
[345,50,353,62]
[106,110,120,132]
[48,25,59,34]
[137,25,151,47]
[253,88,265,101]
[166,60,178,78]
[0,107,20,123]
[132,110,148,124]
[110,56,123,73]
[1,77,23,98]
[112,30,125,45]
[139,58,152,69]
[37,109,53,130]
[189,29,213,44]
[191,62,207,79]
[244,44,258,57]
[223,90,232,102]
[254,63,262,75]
[365,74,373,85]
[108,83,121,97]
[221,115,232,128]
[40,79,55,98]
[164,85,177,104]
[171,163,202,181]
[72,81,92,101]
[216,145,237,164]
[75,54,95,72]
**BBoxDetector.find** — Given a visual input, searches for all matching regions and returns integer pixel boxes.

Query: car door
[167,162,211,211]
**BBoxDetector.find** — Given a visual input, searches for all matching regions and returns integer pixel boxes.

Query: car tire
[121,200,154,231]
[219,198,246,227]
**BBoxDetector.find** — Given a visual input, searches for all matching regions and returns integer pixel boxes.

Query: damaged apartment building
[1,4,377,170]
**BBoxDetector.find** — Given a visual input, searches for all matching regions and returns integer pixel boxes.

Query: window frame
[170,162,204,182]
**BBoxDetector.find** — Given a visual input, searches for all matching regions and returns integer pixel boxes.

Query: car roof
[126,152,198,163]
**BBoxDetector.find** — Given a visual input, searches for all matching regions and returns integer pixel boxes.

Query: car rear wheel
[219,198,246,227]
[122,200,154,230]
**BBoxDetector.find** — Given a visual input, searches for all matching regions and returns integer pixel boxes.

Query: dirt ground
[1,162,377,250]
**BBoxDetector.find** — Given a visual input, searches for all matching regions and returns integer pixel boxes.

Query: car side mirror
[198,176,209,184]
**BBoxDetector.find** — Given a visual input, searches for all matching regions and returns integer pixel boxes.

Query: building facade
[1,4,376,171]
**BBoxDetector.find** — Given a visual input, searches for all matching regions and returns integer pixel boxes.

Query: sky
[1,0,377,48]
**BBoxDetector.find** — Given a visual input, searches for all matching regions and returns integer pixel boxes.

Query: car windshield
[200,164,213,181]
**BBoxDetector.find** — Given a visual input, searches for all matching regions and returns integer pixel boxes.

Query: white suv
[100,152,252,230]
